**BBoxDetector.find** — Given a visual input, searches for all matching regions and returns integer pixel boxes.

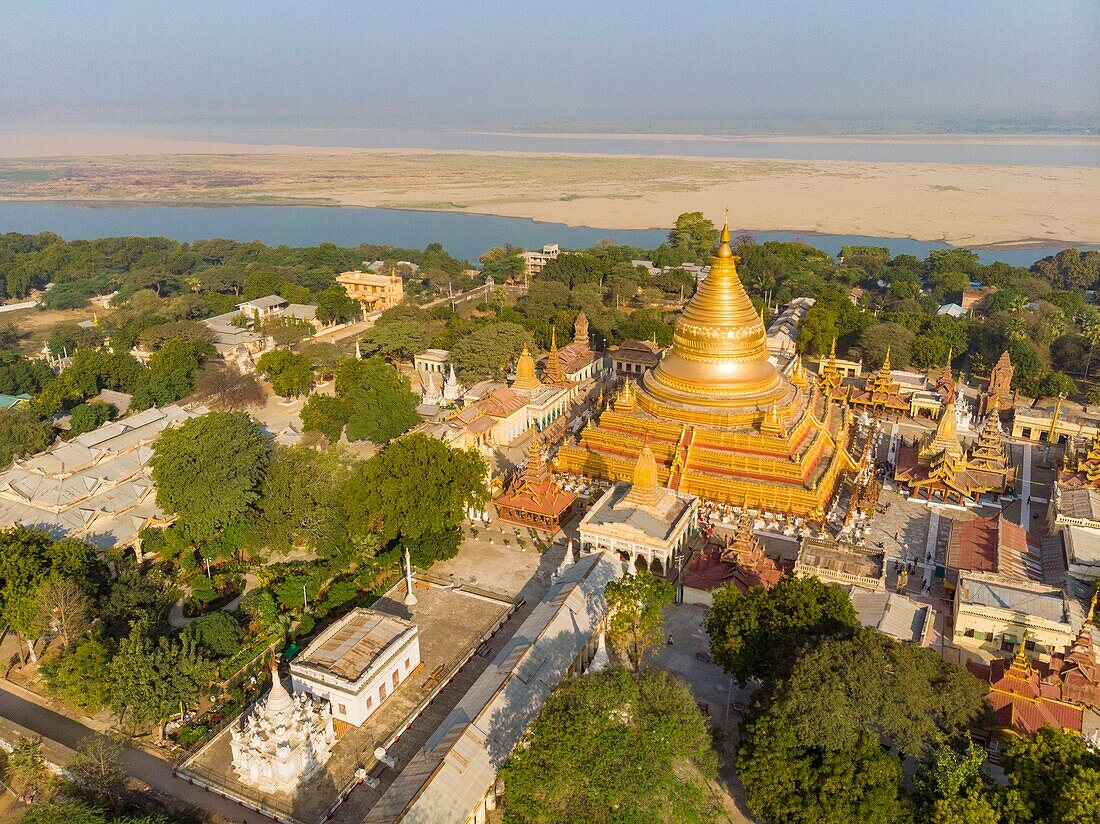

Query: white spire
[403,546,418,606]
[556,539,575,576]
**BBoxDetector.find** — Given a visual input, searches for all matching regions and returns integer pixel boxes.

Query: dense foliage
[499,668,720,823]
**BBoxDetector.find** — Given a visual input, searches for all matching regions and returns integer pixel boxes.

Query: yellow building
[554,221,855,520]
[335,269,404,316]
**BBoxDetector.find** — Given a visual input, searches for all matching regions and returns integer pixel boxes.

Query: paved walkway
[169,573,259,630]
[0,679,270,823]
[1019,442,1033,524]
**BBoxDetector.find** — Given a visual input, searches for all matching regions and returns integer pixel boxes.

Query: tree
[860,322,916,368]
[357,320,431,363]
[999,727,1100,824]
[256,349,313,398]
[604,572,673,671]
[450,322,532,382]
[35,576,92,649]
[315,285,359,324]
[193,364,265,410]
[8,736,49,800]
[17,797,176,824]
[261,316,315,348]
[0,407,53,468]
[340,434,488,564]
[260,446,351,557]
[498,669,719,823]
[668,211,718,258]
[912,740,987,813]
[184,611,245,659]
[67,401,113,436]
[300,394,351,442]
[1036,370,1078,400]
[334,357,419,444]
[737,716,904,824]
[299,342,349,378]
[109,622,214,739]
[796,306,838,356]
[706,575,859,685]
[150,411,269,543]
[40,635,112,711]
[67,733,127,806]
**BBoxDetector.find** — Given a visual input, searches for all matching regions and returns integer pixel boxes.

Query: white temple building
[229,660,335,794]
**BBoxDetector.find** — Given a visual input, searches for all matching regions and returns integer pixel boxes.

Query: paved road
[0,681,270,823]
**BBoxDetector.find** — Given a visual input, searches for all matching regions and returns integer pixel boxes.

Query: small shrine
[1058,428,1100,489]
[442,364,464,403]
[979,350,1014,417]
[846,347,912,416]
[966,628,1095,737]
[894,399,1016,506]
[816,339,848,402]
[229,659,335,794]
[494,436,577,534]
[511,343,541,392]
[934,351,957,404]
[541,328,569,386]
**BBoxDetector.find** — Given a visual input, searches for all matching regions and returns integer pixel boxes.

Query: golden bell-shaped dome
[641,219,791,418]
[512,343,540,391]
[624,442,661,510]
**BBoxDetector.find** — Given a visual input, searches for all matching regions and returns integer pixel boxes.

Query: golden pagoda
[512,343,540,391]
[817,338,847,401]
[554,219,855,518]
[847,346,911,415]
[541,328,567,385]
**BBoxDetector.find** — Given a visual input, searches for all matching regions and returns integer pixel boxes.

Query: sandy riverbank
[1,149,1097,247]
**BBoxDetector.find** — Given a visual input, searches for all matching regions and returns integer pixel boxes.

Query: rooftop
[958,576,1070,625]
[238,294,287,310]
[0,404,206,548]
[294,608,415,684]
[850,590,932,645]
[580,482,695,543]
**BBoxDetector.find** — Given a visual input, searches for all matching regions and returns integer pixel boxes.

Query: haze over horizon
[3,1,1098,141]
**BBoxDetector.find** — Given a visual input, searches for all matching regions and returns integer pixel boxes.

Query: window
[405,658,410,670]
[379,682,387,701]
[1001,638,1015,652]
[366,696,372,710]
[338,703,346,715]
[393,671,400,687]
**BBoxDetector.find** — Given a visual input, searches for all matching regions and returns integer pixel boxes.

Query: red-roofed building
[682,514,788,605]
[494,436,576,535]
[967,647,1084,736]
[946,509,1036,591]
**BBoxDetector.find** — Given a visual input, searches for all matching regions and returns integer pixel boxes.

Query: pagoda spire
[624,440,661,510]
[543,327,565,384]
[921,398,964,462]
[881,346,892,374]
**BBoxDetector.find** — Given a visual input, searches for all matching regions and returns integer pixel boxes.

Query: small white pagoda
[443,364,464,403]
[229,659,335,794]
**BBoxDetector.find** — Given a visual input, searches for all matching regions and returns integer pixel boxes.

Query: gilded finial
[715,215,733,258]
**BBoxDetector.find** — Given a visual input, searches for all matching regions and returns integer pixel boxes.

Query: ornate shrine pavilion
[554,221,855,520]
[495,436,577,534]
[894,398,1016,506]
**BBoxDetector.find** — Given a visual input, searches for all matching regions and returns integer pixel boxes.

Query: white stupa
[443,364,464,403]
[421,373,442,406]
[229,659,335,794]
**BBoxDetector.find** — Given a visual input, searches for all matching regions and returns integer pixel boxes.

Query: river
[0,202,1092,267]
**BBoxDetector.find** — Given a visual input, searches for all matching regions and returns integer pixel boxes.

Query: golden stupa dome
[640,219,792,419]
[513,343,540,391]
[624,442,661,509]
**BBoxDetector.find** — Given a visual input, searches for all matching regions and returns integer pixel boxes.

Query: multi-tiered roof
[555,219,855,519]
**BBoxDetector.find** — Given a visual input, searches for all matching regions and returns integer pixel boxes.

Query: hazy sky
[2,1,1097,133]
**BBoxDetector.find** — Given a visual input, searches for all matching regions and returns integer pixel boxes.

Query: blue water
[0,201,1092,267]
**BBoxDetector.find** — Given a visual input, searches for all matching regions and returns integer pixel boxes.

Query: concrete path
[922,510,940,590]
[0,680,270,823]
[168,573,259,630]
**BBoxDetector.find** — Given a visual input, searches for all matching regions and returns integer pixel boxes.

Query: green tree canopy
[668,211,718,258]
[260,445,351,557]
[150,411,269,543]
[333,356,419,444]
[340,434,487,564]
[358,319,432,363]
[706,575,859,685]
[0,408,53,469]
[449,322,533,382]
[499,668,719,823]
[604,572,673,671]
[256,349,313,398]
[184,611,245,659]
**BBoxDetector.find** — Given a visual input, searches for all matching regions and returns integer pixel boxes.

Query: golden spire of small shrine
[512,342,540,391]
[624,440,661,510]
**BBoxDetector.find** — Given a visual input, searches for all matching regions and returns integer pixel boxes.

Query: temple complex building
[979,350,1015,417]
[611,338,663,377]
[555,221,855,520]
[335,269,404,316]
[541,313,602,387]
[495,436,577,534]
[894,400,1016,506]
[229,659,336,794]
[578,444,699,576]
[794,534,886,591]
[290,608,421,728]
[846,348,913,417]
